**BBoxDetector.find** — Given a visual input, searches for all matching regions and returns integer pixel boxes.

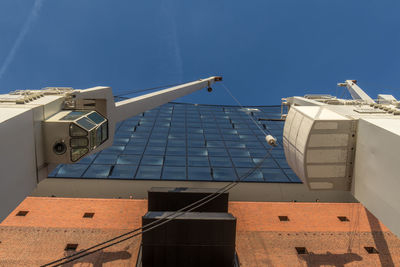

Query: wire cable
[221,83,268,137]
[42,150,273,267]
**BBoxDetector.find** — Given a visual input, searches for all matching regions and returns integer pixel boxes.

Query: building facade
[49,102,297,182]
[33,102,355,202]
[1,197,399,266]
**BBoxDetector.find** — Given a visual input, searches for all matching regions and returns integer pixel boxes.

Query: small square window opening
[16,211,29,216]
[65,244,78,251]
[364,247,379,254]
[83,212,95,218]
[338,216,349,222]
[295,247,308,255]
[279,216,289,221]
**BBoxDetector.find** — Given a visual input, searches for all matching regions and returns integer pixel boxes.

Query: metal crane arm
[338,80,375,104]
[114,77,221,122]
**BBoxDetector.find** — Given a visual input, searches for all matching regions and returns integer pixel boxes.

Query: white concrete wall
[353,118,400,238]
[32,178,356,203]
[0,109,38,222]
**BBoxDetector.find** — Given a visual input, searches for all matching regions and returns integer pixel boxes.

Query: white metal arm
[338,80,375,104]
[114,77,221,122]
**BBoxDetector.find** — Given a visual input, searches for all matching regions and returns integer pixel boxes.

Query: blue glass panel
[94,154,119,164]
[113,137,130,145]
[220,124,235,129]
[275,158,290,169]
[187,134,204,140]
[167,139,186,147]
[187,128,203,134]
[223,135,241,141]
[252,157,279,168]
[235,168,264,182]
[132,132,150,138]
[239,135,258,141]
[188,167,212,181]
[283,169,302,183]
[207,148,228,157]
[249,149,269,157]
[244,141,263,148]
[236,129,253,134]
[205,141,224,148]
[128,138,147,145]
[134,124,150,130]
[83,165,111,178]
[229,149,250,157]
[231,157,254,167]
[119,126,135,132]
[221,129,237,134]
[136,166,162,179]
[188,140,205,147]
[212,168,237,181]
[164,156,186,166]
[162,166,186,180]
[115,132,133,138]
[154,122,170,127]
[48,164,62,177]
[147,140,167,147]
[123,145,145,154]
[187,148,208,156]
[144,146,166,155]
[225,141,246,148]
[77,154,96,164]
[203,129,219,134]
[166,147,186,156]
[109,165,137,179]
[141,155,164,165]
[204,134,223,141]
[151,133,168,138]
[268,149,285,158]
[261,169,289,182]
[117,155,141,165]
[188,156,209,167]
[209,157,232,167]
[101,145,125,154]
[168,132,185,138]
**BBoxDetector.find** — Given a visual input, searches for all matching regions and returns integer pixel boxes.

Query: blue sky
[0,0,399,105]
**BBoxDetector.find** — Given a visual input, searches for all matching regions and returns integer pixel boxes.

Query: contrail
[0,0,45,80]
[162,2,184,83]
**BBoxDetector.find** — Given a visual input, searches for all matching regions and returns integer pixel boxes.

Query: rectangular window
[93,154,119,165]
[164,156,186,167]
[109,165,137,179]
[188,167,212,181]
[167,140,186,147]
[209,157,232,167]
[229,149,250,157]
[187,148,208,156]
[188,156,209,167]
[161,166,186,180]
[123,145,145,155]
[231,157,255,167]
[117,155,141,165]
[141,155,164,166]
[57,164,89,178]
[136,166,162,180]
[235,168,263,182]
[207,148,228,157]
[212,167,237,181]
[166,147,186,156]
[83,165,112,178]
[144,146,166,155]
[261,169,289,182]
